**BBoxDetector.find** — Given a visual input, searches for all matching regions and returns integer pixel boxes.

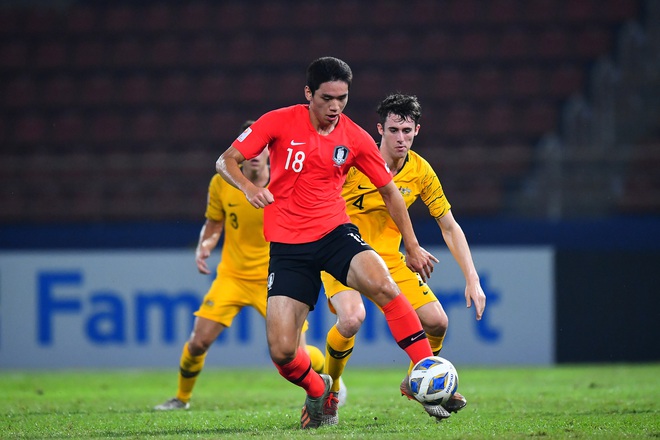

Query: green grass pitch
[1,364,658,439]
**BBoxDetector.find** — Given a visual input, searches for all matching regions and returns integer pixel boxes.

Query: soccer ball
[409,356,459,406]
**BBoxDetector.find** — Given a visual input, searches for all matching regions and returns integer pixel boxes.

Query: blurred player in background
[215,57,439,429]
[154,120,328,411]
[320,93,487,424]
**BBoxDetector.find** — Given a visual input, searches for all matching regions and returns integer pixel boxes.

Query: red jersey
[232,104,392,244]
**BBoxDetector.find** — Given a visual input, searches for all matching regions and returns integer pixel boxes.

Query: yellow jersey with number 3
[343,150,451,266]
[206,174,269,281]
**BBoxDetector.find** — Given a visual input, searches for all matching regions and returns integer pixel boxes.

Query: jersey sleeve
[230,111,277,160]
[418,158,451,218]
[205,174,226,222]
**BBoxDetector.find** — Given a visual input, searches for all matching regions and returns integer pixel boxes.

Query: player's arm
[195,219,223,274]
[377,181,438,281]
[216,146,273,208]
[436,210,486,320]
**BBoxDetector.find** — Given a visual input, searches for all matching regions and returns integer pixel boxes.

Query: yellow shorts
[195,272,309,332]
[321,259,438,313]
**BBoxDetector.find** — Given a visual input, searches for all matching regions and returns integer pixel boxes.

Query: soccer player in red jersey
[216,57,439,429]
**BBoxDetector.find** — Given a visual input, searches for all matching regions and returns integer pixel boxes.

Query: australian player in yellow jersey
[320,94,487,424]
[154,121,330,410]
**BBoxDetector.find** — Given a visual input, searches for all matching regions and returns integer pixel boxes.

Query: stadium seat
[89,112,125,144]
[427,67,464,101]
[3,76,37,109]
[447,0,482,24]
[496,29,532,60]
[510,66,544,99]
[102,4,137,34]
[41,75,77,108]
[51,111,86,145]
[548,64,584,98]
[0,41,29,69]
[80,75,115,107]
[155,73,193,106]
[25,9,60,34]
[485,0,521,24]
[520,101,557,135]
[483,102,516,138]
[34,40,68,70]
[262,35,299,65]
[118,74,152,106]
[111,38,144,69]
[537,28,571,60]
[563,0,598,23]
[457,31,492,61]
[575,27,612,58]
[130,110,164,144]
[142,3,172,33]
[524,0,558,23]
[13,113,48,144]
[176,1,213,31]
[71,40,107,69]
[64,5,97,35]
[148,37,184,68]
[471,67,505,100]
[187,36,223,67]
[168,110,202,142]
[238,71,269,104]
[226,33,259,67]
[196,73,232,105]
[417,30,454,62]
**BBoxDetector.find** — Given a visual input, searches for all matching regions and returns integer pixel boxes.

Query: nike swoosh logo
[411,333,424,341]
[290,140,306,146]
[357,185,371,190]
[228,203,238,207]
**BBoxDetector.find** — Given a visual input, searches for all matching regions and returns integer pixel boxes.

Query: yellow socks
[176,342,207,403]
[325,325,355,393]
[306,344,326,374]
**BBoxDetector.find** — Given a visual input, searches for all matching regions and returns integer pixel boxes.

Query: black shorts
[267,223,373,310]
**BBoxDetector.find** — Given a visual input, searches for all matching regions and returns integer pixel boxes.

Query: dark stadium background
[1,0,658,363]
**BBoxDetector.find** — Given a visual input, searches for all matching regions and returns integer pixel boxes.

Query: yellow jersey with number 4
[206,174,269,281]
[343,150,450,266]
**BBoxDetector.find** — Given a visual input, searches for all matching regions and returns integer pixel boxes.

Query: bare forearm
[379,184,419,249]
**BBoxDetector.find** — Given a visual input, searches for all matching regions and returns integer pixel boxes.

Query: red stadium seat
[471,67,505,100]
[65,5,97,34]
[130,110,164,143]
[176,2,213,31]
[496,29,532,60]
[103,4,137,34]
[111,38,144,69]
[142,3,172,33]
[89,112,125,144]
[187,36,223,67]
[169,111,203,143]
[0,41,29,69]
[548,64,584,97]
[118,74,152,106]
[80,75,115,107]
[196,73,232,105]
[427,67,464,101]
[41,75,77,107]
[34,40,68,69]
[510,66,544,99]
[3,76,37,109]
[13,114,48,144]
[148,37,184,68]
[155,73,193,106]
[71,40,107,69]
[51,112,86,145]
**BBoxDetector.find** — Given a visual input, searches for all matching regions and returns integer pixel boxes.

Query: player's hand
[195,247,212,274]
[465,282,486,320]
[405,245,439,282]
[245,186,274,208]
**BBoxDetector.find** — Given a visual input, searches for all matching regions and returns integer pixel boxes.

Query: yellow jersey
[205,174,269,281]
[343,150,451,266]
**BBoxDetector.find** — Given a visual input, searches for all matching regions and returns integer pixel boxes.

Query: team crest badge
[332,145,349,166]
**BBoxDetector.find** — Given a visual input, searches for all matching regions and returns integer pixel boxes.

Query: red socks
[274,347,325,398]
[382,294,432,364]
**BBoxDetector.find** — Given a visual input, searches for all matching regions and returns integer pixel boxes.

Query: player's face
[305,81,349,129]
[377,113,419,159]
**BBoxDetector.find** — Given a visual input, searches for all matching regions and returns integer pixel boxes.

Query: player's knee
[269,345,297,366]
[337,309,365,336]
[423,314,449,337]
[187,337,212,356]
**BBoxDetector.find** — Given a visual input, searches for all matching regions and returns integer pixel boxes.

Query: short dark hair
[239,119,256,134]
[306,57,353,95]
[376,93,422,127]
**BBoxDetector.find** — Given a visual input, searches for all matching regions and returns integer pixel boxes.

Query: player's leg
[266,245,332,429]
[345,250,433,365]
[299,329,325,374]
[154,316,225,410]
[155,275,246,411]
